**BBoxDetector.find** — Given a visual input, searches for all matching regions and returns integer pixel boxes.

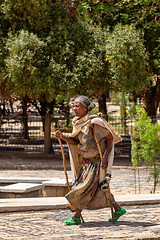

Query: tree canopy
[78,0,160,116]
[105,24,150,93]
[0,0,158,116]
[1,1,102,115]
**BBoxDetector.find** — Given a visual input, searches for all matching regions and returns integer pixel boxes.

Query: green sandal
[64,216,81,225]
[108,207,126,222]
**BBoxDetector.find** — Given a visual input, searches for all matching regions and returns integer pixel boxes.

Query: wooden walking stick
[88,124,115,224]
[58,138,71,191]
[58,138,84,223]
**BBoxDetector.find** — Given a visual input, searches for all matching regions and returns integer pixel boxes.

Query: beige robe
[65,112,122,210]
[68,112,122,182]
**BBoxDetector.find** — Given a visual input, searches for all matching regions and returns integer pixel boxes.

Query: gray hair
[74,96,95,111]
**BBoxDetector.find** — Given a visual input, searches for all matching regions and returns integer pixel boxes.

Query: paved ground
[0,204,160,239]
[0,168,159,195]
[0,156,160,239]
[0,153,132,170]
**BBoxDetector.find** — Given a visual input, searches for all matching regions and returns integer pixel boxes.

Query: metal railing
[0,114,159,157]
[0,115,44,152]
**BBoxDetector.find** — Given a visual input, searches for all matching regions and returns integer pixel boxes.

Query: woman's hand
[55,130,63,139]
[101,157,108,169]
[55,130,79,145]
[101,132,113,169]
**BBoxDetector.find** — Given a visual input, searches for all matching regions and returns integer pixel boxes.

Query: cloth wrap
[66,112,122,210]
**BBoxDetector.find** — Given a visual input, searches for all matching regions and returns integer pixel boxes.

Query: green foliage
[77,0,160,117]
[118,0,160,74]
[66,19,112,96]
[1,0,74,110]
[105,24,150,93]
[132,106,160,192]
[1,0,71,38]
[79,0,160,37]
[4,29,73,102]
[118,0,160,30]
[5,30,44,96]
[2,1,109,105]
[0,0,156,117]
[77,0,121,27]
[153,37,160,74]
[4,30,44,95]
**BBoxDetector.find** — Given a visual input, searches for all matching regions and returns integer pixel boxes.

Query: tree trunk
[31,95,55,132]
[22,96,29,139]
[31,96,55,153]
[44,113,52,154]
[143,78,160,121]
[98,94,108,120]
[40,99,47,132]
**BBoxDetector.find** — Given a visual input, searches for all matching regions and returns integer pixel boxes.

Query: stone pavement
[0,204,160,239]
[0,158,160,239]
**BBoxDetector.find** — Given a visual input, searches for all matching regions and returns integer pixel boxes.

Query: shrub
[132,107,160,193]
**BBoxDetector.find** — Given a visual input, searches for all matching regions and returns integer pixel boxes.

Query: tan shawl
[68,112,122,181]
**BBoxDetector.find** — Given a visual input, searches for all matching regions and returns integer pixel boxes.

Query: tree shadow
[80,220,159,228]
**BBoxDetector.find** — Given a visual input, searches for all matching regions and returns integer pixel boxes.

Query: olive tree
[105,24,150,130]
[4,30,68,137]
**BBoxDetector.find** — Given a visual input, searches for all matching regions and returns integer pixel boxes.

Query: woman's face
[73,102,88,118]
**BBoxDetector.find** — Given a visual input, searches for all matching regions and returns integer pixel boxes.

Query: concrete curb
[0,194,160,213]
[115,193,160,205]
[0,197,68,212]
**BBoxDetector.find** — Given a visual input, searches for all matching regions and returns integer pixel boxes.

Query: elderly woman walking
[55,96,126,225]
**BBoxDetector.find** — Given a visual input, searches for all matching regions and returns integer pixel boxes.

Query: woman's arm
[55,130,79,145]
[101,132,113,169]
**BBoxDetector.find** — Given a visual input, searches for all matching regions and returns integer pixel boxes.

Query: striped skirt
[65,157,114,211]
